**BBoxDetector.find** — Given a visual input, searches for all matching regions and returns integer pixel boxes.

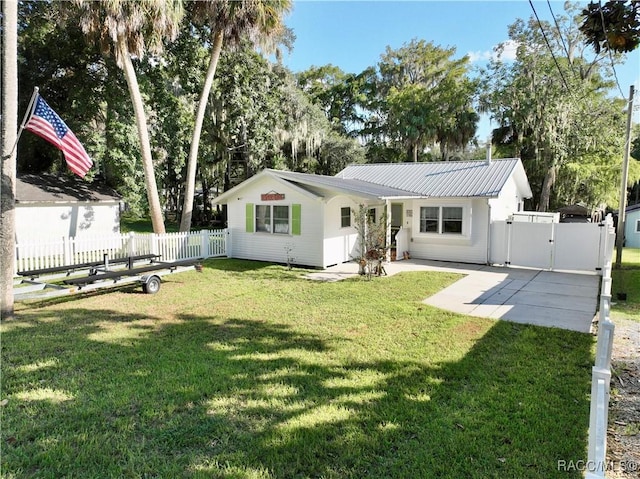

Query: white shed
[15,173,122,242]
[213,158,533,268]
[624,203,640,248]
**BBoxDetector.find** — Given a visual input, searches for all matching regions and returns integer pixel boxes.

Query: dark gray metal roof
[16,173,121,203]
[269,170,416,199]
[337,159,529,198]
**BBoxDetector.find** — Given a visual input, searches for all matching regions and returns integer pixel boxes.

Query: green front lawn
[611,247,640,321]
[2,259,594,478]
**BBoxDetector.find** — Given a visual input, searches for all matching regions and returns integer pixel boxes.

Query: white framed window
[442,206,463,234]
[256,205,289,234]
[419,206,464,235]
[341,207,351,228]
[368,207,376,223]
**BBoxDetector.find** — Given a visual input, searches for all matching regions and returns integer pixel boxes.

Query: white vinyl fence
[490,215,614,273]
[14,229,227,274]
[586,220,616,479]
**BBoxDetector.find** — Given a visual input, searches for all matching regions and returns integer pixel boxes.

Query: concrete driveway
[308,259,601,333]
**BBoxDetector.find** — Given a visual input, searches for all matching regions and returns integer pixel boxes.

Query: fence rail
[586,219,616,479]
[14,229,227,274]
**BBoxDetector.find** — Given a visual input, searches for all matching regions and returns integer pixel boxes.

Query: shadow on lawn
[2,308,593,479]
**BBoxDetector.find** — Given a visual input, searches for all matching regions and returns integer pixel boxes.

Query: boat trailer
[14,254,202,300]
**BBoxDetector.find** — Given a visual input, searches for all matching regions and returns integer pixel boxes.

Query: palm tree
[74,0,184,234]
[1,0,18,319]
[179,0,292,232]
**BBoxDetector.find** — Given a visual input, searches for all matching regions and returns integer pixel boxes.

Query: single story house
[212,158,533,268]
[15,173,122,241]
[624,203,640,248]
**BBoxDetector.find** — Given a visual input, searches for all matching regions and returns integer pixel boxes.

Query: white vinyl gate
[490,216,614,273]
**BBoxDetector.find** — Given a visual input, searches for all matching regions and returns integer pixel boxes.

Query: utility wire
[546,0,579,81]
[528,0,572,95]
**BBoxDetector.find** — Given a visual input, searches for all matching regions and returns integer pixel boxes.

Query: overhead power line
[546,0,579,81]
[528,0,571,95]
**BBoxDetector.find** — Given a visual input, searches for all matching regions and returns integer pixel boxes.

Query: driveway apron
[421,266,600,333]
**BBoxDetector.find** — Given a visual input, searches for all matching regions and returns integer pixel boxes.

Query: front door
[391,203,403,246]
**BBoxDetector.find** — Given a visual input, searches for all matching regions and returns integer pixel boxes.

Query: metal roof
[337,158,528,198]
[213,158,532,204]
[269,170,416,199]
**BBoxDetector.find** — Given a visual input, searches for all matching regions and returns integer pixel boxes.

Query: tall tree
[179,0,292,232]
[1,0,18,319]
[358,39,478,163]
[73,0,184,234]
[480,8,638,211]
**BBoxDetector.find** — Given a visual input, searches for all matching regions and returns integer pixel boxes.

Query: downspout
[486,199,492,265]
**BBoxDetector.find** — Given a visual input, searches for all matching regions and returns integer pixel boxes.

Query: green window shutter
[292,204,301,235]
[246,203,254,233]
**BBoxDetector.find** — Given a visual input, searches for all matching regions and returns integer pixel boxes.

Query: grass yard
[2,259,594,478]
[611,247,640,322]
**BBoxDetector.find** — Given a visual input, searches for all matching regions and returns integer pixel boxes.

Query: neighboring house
[213,158,533,268]
[624,203,640,248]
[15,173,122,241]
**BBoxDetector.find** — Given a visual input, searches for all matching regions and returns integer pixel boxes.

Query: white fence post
[200,230,209,258]
[128,232,135,256]
[151,233,159,258]
[588,368,611,477]
[63,236,71,266]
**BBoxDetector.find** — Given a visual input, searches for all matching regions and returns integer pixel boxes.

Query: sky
[280,0,640,140]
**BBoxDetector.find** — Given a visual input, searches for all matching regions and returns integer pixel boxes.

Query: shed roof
[337,158,532,198]
[16,174,121,203]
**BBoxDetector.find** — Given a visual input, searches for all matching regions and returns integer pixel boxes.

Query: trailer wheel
[143,275,161,294]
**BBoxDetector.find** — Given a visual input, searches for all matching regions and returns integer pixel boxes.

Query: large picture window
[419,206,463,235]
[256,205,289,234]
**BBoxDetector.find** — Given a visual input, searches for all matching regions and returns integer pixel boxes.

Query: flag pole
[2,86,38,161]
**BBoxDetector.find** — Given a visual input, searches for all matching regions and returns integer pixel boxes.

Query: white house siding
[489,176,524,221]
[322,196,362,267]
[225,176,325,267]
[15,203,120,241]
[406,198,490,264]
[624,208,640,248]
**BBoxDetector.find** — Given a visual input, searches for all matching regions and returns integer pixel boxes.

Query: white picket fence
[14,229,228,274]
[585,220,617,479]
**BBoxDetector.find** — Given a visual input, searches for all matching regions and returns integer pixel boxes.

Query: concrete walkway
[305,259,601,333]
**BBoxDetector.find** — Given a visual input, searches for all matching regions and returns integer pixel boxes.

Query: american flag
[25,95,93,177]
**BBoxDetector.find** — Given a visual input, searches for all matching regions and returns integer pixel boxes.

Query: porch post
[385,199,392,261]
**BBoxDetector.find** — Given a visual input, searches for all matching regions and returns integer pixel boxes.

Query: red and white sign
[261,192,285,201]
